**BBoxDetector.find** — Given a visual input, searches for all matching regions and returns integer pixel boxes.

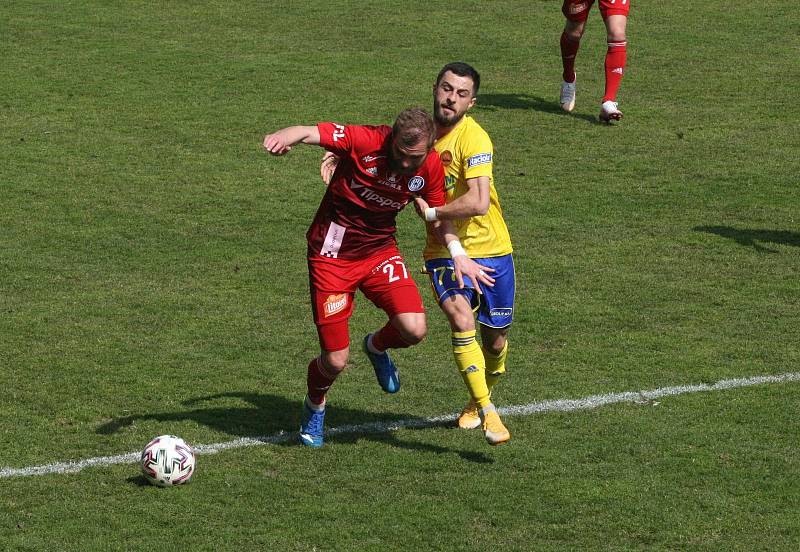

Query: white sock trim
[305,396,326,411]
[366,333,384,354]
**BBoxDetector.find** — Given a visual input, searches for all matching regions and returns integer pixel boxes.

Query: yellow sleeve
[462,126,493,181]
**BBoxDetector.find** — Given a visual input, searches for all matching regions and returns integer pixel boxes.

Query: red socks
[603,41,627,102]
[371,323,412,351]
[560,31,580,83]
[306,357,338,405]
[308,323,414,404]
[561,32,628,103]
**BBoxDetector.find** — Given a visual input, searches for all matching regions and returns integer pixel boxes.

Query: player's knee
[485,342,505,357]
[607,31,626,43]
[481,329,508,355]
[321,350,349,373]
[399,321,427,345]
[566,29,583,42]
[448,311,475,333]
[564,20,585,41]
[605,20,626,43]
[403,327,426,346]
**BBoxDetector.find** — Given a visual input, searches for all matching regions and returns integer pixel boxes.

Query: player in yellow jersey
[414,62,514,445]
[319,62,513,446]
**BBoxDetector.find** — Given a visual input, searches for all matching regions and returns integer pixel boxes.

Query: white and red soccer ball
[140,435,195,487]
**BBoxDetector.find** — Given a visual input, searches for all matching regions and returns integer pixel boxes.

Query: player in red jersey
[559,0,631,122]
[263,107,493,447]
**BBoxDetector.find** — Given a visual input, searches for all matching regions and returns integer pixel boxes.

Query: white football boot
[560,78,576,112]
[599,100,623,123]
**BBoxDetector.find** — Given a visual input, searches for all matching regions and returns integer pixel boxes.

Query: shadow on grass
[126,474,151,487]
[694,225,800,253]
[98,392,492,463]
[476,92,598,123]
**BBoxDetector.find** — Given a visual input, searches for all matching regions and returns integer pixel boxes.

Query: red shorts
[562,0,630,22]
[308,246,424,352]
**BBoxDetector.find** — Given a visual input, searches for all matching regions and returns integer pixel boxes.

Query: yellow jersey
[423,115,513,260]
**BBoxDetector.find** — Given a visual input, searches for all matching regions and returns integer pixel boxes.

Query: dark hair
[436,62,480,96]
[392,107,435,149]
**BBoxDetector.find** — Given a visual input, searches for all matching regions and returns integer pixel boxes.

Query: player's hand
[262,132,293,155]
[452,255,495,295]
[320,151,339,185]
[413,197,429,220]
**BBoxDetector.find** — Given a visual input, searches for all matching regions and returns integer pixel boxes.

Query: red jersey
[308,122,446,260]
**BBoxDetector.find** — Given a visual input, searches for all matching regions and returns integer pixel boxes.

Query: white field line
[2,372,798,479]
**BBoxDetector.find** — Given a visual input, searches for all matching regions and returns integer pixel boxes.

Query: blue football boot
[299,397,325,448]
[363,334,400,393]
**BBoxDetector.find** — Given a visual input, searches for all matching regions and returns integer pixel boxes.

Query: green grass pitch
[1,1,799,550]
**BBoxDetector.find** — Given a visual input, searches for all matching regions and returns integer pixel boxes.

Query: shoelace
[305,408,324,435]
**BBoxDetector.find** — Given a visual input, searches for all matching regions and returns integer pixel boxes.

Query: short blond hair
[392,107,435,150]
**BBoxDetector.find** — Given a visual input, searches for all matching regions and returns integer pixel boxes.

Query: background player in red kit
[559,0,631,122]
[263,107,493,447]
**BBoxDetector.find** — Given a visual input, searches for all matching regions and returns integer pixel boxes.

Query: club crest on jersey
[467,152,492,168]
[440,150,453,167]
[407,176,425,192]
[366,166,378,175]
[323,294,348,317]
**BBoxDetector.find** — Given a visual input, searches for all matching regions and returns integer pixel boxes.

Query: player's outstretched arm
[262,125,321,156]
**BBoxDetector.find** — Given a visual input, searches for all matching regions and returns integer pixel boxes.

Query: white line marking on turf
[2,372,798,479]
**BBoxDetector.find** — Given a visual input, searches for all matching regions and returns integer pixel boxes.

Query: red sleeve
[317,122,352,155]
[318,123,390,157]
[319,122,376,156]
[419,150,446,208]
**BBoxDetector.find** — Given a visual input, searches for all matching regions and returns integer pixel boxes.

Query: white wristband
[424,207,438,222]
[447,240,466,258]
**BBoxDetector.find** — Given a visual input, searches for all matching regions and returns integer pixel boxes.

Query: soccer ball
[140,435,196,487]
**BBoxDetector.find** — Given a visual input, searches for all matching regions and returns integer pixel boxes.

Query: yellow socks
[452,331,491,409]
[483,341,508,394]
